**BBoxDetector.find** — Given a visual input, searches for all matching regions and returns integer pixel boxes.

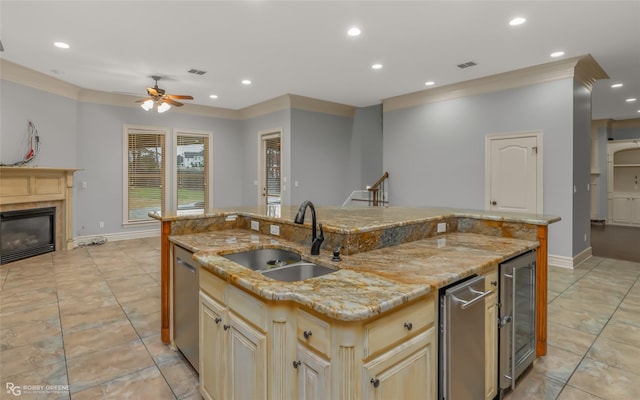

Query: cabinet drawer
[297,309,331,357]
[228,285,267,331]
[200,269,226,303]
[484,267,499,293]
[364,296,435,359]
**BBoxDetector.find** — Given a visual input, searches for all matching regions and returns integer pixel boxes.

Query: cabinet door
[613,196,632,223]
[485,293,498,400]
[363,328,436,400]
[227,312,267,400]
[296,344,331,400]
[199,292,226,400]
[632,197,640,225]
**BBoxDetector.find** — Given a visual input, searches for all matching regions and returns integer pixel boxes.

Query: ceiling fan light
[157,102,171,113]
[141,99,154,111]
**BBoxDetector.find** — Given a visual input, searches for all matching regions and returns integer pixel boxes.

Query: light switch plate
[270,225,280,236]
[437,222,446,233]
[251,220,259,231]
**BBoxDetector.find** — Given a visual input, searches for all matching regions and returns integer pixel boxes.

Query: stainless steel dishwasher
[438,274,492,400]
[173,245,199,372]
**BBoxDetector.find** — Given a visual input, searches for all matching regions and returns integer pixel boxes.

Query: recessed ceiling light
[209,94,218,99]
[241,79,252,85]
[347,27,361,37]
[371,63,383,70]
[509,17,526,26]
[550,51,565,58]
[54,41,70,49]
[425,81,435,86]
[611,83,624,88]
[626,98,637,102]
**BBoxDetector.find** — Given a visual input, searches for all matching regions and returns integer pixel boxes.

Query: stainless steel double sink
[222,248,335,282]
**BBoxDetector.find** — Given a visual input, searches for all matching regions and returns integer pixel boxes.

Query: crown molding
[77,89,240,119]
[1,58,81,100]
[383,54,609,112]
[238,94,292,119]
[1,59,353,120]
[592,118,640,129]
[289,94,356,117]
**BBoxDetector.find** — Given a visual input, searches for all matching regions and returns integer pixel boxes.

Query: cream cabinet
[226,312,267,399]
[483,266,499,400]
[199,292,226,400]
[612,195,640,225]
[200,267,438,400]
[363,328,436,400]
[295,344,331,400]
[199,271,267,400]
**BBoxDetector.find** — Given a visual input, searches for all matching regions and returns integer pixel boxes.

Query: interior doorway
[258,130,282,211]
[485,131,543,214]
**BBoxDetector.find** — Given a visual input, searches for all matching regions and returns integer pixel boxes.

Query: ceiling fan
[136,76,193,113]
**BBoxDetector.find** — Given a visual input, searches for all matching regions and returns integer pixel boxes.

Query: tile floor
[1,238,639,399]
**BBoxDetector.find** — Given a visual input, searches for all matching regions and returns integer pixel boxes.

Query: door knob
[491,201,497,206]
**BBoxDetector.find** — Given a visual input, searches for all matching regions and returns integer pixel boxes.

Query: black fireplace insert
[0,207,56,264]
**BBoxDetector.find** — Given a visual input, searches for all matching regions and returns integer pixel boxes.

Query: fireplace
[1,207,56,264]
[0,167,79,262]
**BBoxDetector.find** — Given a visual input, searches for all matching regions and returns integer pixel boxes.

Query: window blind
[265,136,281,203]
[127,131,165,222]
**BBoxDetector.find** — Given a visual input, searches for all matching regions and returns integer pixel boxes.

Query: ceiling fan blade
[167,94,194,100]
[163,98,184,107]
[147,87,159,96]
[135,97,153,103]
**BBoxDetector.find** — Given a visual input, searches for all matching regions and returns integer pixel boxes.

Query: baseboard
[548,247,592,269]
[73,228,160,247]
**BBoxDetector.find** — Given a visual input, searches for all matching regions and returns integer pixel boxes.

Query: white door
[486,133,542,214]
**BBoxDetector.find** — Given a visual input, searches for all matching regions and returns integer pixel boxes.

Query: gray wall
[1,80,78,167]
[572,81,593,256]
[1,81,382,238]
[74,102,243,236]
[290,108,356,205]
[383,79,576,259]
[346,105,384,194]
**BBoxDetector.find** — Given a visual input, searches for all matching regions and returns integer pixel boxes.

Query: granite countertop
[172,229,538,321]
[153,205,560,232]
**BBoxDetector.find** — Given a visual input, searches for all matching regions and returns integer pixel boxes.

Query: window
[176,132,210,210]
[124,126,212,224]
[124,126,168,223]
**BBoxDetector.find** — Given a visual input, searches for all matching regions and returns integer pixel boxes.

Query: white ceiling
[1,1,639,120]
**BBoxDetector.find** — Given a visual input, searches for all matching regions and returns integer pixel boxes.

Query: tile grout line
[552,260,640,400]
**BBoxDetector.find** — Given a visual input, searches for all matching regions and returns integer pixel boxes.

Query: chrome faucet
[294,200,324,255]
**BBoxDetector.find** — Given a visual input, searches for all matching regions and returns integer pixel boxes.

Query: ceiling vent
[188,69,207,75]
[456,61,477,69]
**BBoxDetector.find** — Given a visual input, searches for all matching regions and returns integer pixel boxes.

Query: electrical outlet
[437,222,446,233]
[251,220,259,231]
[99,221,104,228]
[270,225,280,236]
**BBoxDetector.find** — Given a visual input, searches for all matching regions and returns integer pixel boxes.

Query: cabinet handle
[293,360,301,369]
[491,281,498,287]
[223,324,231,331]
[214,317,222,324]
[403,322,413,331]
[303,330,313,339]
[370,378,380,388]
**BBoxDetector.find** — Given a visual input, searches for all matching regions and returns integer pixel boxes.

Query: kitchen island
[151,205,559,399]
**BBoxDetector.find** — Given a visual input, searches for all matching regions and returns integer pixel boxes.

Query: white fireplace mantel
[0,166,80,251]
